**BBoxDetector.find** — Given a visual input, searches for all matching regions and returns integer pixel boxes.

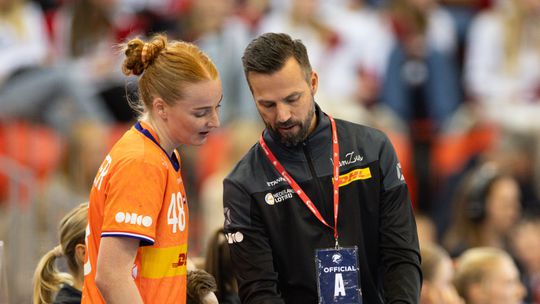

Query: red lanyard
[259,114,341,247]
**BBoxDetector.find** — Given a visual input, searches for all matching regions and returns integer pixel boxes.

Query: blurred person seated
[416,212,438,245]
[464,0,540,130]
[187,270,219,304]
[39,121,108,247]
[420,243,464,304]
[0,0,113,133]
[0,0,48,85]
[453,247,526,304]
[380,0,462,211]
[512,216,540,303]
[204,229,240,304]
[174,0,256,124]
[443,162,522,257]
[380,0,461,130]
[32,202,88,304]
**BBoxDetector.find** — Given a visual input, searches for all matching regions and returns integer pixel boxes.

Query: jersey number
[167,192,186,233]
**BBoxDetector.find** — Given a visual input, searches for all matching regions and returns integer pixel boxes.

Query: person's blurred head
[190,0,234,34]
[290,0,320,22]
[122,34,222,146]
[421,243,463,304]
[33,203,88,304]
[242,33,318,147]
[421,243,454,286]
[463,164,521,232]
[454,247,526,304]
[512,217,540,273]
[415,213,437,245]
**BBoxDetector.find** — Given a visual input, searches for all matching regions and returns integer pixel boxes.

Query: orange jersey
[82,121,189,304]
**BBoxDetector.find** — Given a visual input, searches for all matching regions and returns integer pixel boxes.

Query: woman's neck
[141,116,177,156]
[73,275,84,291]
[479,225,505,248]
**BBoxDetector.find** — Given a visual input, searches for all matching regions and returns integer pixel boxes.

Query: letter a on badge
[334,273,346,297]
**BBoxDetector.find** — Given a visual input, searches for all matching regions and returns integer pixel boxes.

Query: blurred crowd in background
[1,0,540,302]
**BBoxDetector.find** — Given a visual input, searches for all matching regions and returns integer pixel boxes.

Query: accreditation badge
[315,247,362,304]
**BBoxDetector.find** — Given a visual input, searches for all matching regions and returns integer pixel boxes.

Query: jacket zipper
[302,142,329,218]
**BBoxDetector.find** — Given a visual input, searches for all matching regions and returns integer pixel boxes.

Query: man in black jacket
[223,32,422,304]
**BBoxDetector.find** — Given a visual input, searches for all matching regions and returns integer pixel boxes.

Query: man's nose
[275,103,291,123]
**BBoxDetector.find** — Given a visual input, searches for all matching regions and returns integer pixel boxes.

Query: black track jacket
[223,106,422,303]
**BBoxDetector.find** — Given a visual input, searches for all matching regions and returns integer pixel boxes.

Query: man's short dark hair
[242,32,312,83]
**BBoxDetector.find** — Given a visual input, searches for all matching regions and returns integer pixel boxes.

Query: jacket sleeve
[378,134,422,303]
[223,178,285,304]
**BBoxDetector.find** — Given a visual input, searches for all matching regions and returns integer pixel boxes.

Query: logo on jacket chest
[264,188,295,205]
[331,151,364,168]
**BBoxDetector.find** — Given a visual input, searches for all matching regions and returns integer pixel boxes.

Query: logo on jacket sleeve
[397,163,405,181]
[225,231,244,244]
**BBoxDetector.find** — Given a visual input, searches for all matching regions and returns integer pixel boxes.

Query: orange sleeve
[101,159,166,246]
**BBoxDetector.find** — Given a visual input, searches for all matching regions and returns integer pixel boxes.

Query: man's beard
[268,101,315,147]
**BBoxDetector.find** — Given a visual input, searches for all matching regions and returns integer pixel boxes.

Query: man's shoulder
[335,118,389,145]
[225,143,262,185]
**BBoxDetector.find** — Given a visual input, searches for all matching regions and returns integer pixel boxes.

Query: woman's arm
[95,237,143,304]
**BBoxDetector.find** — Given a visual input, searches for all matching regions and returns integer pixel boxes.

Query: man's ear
[75,244,86,265]
[310,71,318,96]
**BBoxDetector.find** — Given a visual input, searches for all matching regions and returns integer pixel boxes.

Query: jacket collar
[262,103,331,162]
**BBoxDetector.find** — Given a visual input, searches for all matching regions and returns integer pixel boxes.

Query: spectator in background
[257,0,344,101]
[176,0,256,124]
[420,243,464,304]
[381,0,461,128]
[512,216,540,303]
[186,270,219,304]
[32,203,88,304]
[416,212,437,244]
[204,229,241,304]
[453,247,526,304]
[40,122,108,250]
[0,0,112,132]
[322,0,393,108]
[465,0,540,130]
[0,0,48,84]
[51,0,135,122]
[380,0,461,211]
[443,162,522,257]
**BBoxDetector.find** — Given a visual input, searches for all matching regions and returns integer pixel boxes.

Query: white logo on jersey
[225,231,244,244]
[167,192,186,233]
[93,155,112,190]
[115,212,153,227]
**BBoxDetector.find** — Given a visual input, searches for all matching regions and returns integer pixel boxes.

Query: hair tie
[53,245,64,257]
[141,43,150,64]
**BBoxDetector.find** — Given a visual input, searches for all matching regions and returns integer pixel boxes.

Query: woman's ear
[152,97,167,120]
[75,244,86,265]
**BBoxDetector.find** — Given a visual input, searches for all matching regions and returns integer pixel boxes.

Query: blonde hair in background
[499,0,540,74]
[421,243,449,282]
[0,0,26,38]
[453,247,512,300]
[32,203,88,304]
[121,34,219,119]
